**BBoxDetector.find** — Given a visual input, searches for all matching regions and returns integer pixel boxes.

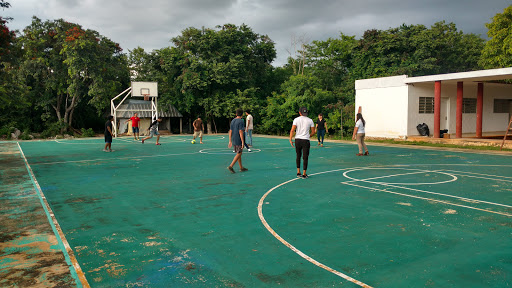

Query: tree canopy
[480,5,512,68]
[2,5,512,138]
[16,17,129,132]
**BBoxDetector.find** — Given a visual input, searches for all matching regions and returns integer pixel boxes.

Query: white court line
[17,142,90,287]
[199,148,262,154]
[343,182,512,217]
[258,176,373,288]
[439,169,512,180]
[342,168,458,185]
[437,170,512,183]
[55,139,100,145]
[31,152,200,165]
[366,182,512,209]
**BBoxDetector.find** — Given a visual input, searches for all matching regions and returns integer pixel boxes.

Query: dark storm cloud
[6,0,511,65]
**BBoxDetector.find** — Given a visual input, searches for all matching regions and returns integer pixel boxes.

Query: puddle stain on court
[0,143,77,287]
[254,269,304,285]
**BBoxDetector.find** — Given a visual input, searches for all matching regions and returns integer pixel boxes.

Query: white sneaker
[248,148,252,152]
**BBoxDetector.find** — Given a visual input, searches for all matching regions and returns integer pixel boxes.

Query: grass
[364,138,512,152]
[320,133,512,152]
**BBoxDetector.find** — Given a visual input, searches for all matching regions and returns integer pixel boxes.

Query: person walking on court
[245,111,254,147]
[228,108,248,173]
[290,107,316,179]
[104,115,114,152]
[352,113,369,156]
[125,113,141,140]
[316,113,327,147]
[192,116,204,144]
[141,117,162,145]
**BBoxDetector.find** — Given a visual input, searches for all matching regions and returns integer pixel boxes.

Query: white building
[355,68,512,139]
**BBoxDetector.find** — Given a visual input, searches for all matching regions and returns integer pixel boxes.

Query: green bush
[41,121,67,138]
[0,123,17,139]
[19,131,33,140]
[81,128,95,137]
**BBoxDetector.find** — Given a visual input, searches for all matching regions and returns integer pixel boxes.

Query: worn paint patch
[0,143,77,288]
[443,209,457,214]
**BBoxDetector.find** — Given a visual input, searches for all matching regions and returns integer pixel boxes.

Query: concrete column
[456,82,463,138]
[476,83,484,138]
[434,81,441,138]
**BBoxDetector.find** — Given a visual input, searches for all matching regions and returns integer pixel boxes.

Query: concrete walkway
[0,142,78,287]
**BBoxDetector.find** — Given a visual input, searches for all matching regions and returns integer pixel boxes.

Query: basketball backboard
[131,82,158,97]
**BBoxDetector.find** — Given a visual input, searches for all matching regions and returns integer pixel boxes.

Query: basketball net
[143,94,149,101]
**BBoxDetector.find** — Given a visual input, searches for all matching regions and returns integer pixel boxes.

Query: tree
[18,17,129,132]
[261,74,335,134]
[479,5,512,68]
[169,24,276,133]
[352,22,484,80]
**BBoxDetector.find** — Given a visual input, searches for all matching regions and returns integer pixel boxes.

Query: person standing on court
[228,108,248,173]
[104,115,114,152]
[125,113,141,141]
[245,111,253,147]
[352,113,369,156]
[192,116,204,144]
[316,113,327,147]
[289,107,316,179]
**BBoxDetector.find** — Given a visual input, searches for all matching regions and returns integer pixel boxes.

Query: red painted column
[434,81,441,138]
[456,82,463,138]
[476,83,483,138]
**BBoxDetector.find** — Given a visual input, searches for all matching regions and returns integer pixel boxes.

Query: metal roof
[116,99,183,118]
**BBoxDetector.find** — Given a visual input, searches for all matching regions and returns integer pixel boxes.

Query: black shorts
[105,134,112,143]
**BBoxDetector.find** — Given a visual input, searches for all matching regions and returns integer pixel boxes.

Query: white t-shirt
[355,119,365,134]
[293,116,315,140]
[246,114,254,130]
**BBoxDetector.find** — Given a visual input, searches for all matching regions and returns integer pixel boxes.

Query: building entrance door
[440,97,450,131]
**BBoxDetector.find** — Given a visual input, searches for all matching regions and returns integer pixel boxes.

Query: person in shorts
[192,116,204,144]
[104,115,114,152]
[289,107,316,178]
[141,117,162,145]
[125,113,141,140]
[227,108,248,173]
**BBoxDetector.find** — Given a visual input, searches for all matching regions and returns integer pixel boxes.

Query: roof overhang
[404,67,512,85]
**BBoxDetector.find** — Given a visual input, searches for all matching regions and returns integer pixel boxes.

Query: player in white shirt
[289,107,316,179]
[352,113,369,156]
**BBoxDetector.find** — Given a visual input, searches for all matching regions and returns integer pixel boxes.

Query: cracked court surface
[1,135,511,287]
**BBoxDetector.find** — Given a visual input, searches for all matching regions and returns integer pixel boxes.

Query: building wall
[355,76,409,138]
[407,82,512,136]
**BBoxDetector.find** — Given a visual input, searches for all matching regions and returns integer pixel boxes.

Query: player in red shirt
[126,113,141,140]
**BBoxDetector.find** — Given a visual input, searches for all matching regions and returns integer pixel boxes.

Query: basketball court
[1,135,511,287]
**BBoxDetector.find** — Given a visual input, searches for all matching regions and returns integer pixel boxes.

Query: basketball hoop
[143,94,149,101]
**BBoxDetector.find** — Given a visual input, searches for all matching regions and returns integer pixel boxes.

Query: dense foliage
[1,4,512,138]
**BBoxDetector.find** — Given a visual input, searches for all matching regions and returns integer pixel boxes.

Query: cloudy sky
[3,0,511,66]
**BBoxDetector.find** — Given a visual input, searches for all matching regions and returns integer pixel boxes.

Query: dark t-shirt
[149,120,159,131]
[193,119,203,131]
[316,119,326,130]
[105,120,113,136]
[230,117,245,146]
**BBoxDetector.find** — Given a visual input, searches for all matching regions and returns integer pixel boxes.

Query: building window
[419,97,434,114]
[463,98,477,113]
[494,99,510,113]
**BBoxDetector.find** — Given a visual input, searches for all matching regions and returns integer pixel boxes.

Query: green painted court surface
[14,136,512,287]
